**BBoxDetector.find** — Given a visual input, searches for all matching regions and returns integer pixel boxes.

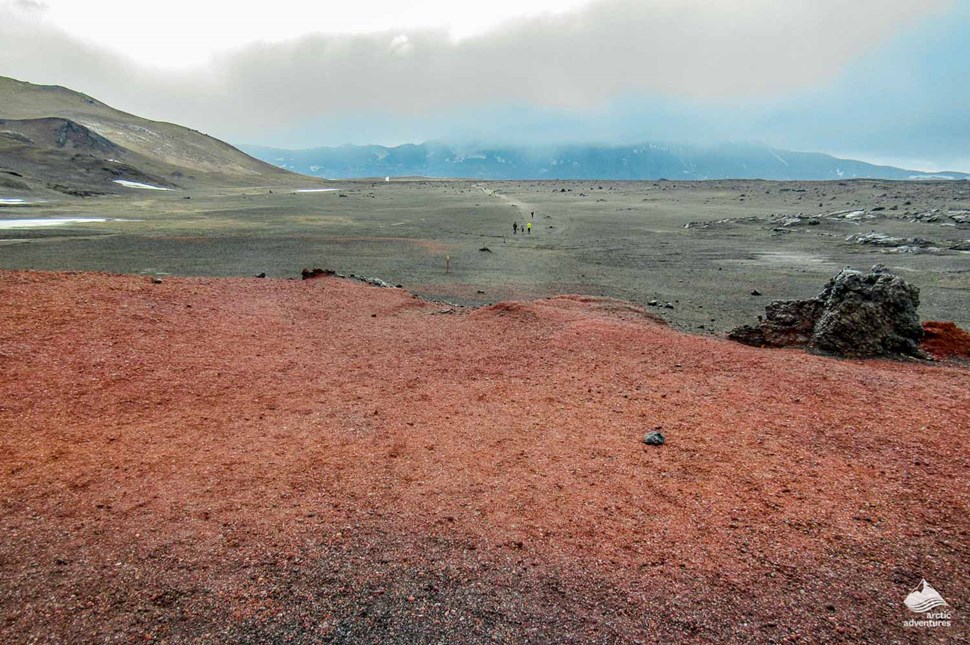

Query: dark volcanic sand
[1,271,968,642]
[2,179,969,333]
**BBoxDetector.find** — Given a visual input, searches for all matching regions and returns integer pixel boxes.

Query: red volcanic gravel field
[1,271,968,643]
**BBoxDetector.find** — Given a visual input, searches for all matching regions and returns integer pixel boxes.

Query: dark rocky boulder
[729,298,825,349]
[812,265,923,356]
[729,265,924,358]
[301,267,335,280]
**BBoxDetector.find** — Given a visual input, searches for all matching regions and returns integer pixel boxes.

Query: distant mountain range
[0,76,309,197]
[241,141,969,182]
[3,74,964,192]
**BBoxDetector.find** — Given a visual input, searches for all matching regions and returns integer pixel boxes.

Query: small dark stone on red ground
[643,431,665,446]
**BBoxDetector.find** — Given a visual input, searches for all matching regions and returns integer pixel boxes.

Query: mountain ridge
[241,141,970,181]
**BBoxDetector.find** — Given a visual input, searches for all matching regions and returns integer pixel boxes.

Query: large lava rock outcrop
[729,265,924,358]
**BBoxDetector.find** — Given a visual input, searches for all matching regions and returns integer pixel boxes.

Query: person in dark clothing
[513,222,518,234]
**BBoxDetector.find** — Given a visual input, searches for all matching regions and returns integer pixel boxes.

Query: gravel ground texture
[1,271,968,643]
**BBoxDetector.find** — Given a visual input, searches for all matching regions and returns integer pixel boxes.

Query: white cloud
[0,0,953,143]
[9,0,47,12]
[3,0,597,69]
[389,34,413,57]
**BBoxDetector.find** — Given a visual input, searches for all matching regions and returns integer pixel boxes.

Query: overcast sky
[1,0,968,171]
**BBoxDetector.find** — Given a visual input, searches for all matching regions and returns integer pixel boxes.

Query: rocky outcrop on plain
[685,207,970,235]
[949,210,970,225]
[845,232,941,254]
[301,267,399,288]
[729,265,925,358]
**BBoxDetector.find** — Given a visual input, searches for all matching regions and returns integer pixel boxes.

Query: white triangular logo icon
[904,580,948,613]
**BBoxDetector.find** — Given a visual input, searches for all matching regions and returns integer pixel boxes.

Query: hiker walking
[513,222,518,235]
[527,221,532,234]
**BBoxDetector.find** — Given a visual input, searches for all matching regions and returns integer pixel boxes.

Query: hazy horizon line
[236,139,970,175]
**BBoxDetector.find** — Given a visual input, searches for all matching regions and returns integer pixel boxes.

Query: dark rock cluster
[729,265,924,358]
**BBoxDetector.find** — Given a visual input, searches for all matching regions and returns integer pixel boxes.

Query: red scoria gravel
[0,271,967,642]
[922,321,970,361]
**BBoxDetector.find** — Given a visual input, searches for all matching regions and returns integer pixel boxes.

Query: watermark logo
[903,579,951,629]
[905,580,948,613]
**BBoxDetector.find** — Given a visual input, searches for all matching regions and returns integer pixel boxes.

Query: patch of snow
[828,210,869,220]
[449,153,485,163]
[114,180,171,191]
[0,198,27,204]
[0,218,113,229]
[769,150,789,167]
[754,251,833,266]
[910,174,955,181]
[295,188,340,193]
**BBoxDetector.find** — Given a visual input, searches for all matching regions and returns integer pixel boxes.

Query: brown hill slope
[0,117,177,195]
[0,271,967,641]
[0,76,317,195]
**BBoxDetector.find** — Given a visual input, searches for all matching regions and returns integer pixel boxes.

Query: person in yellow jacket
[526,221,532,235]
